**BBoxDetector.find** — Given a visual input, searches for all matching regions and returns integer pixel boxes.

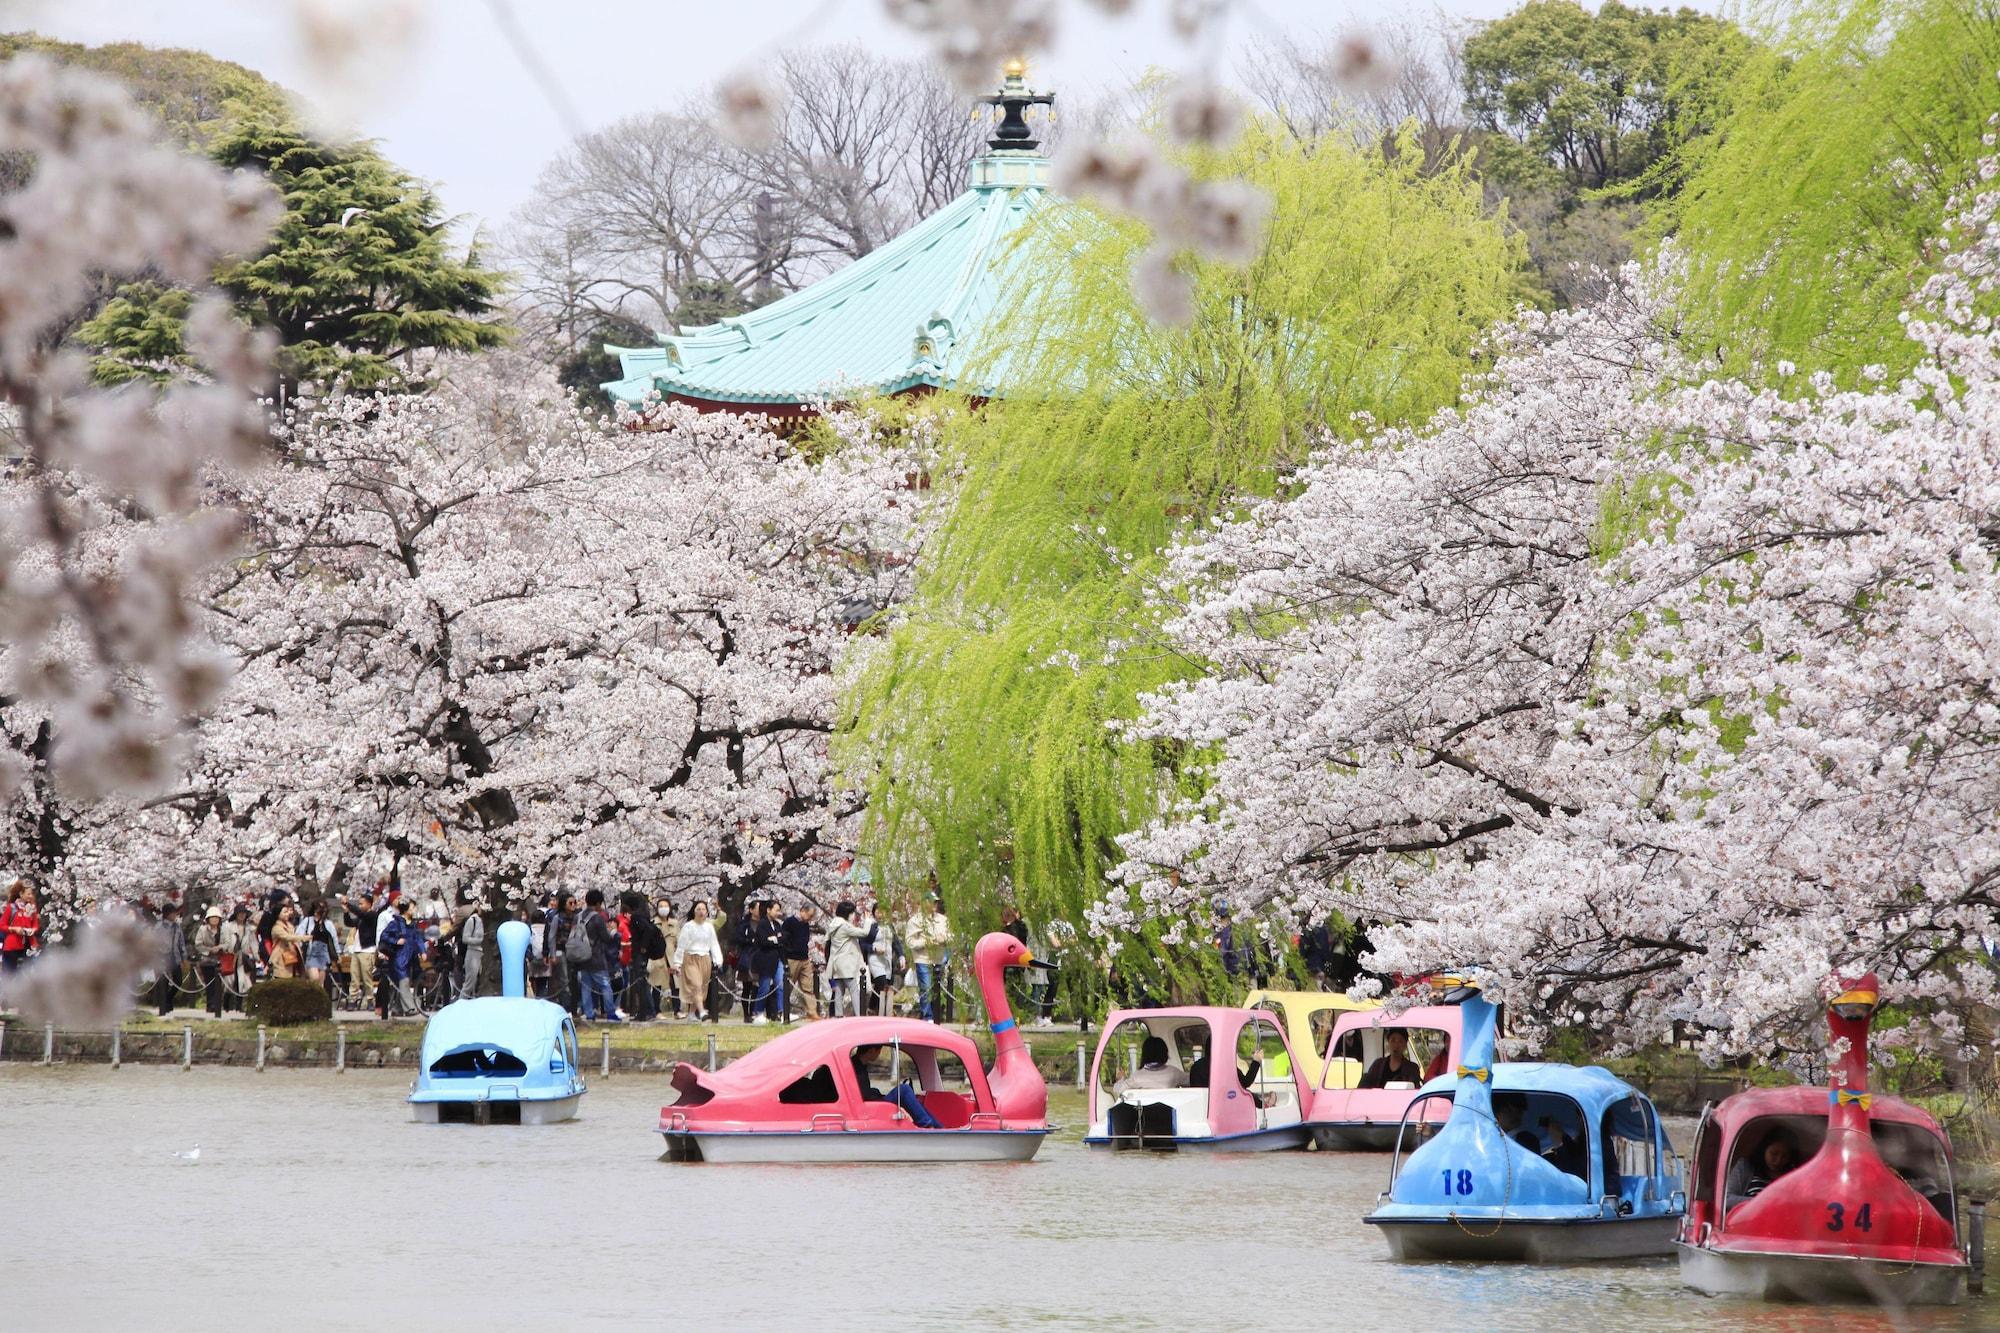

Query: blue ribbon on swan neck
[990,1018,1017,1034]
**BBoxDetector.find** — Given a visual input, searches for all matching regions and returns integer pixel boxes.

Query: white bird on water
[172,1145,200,1164]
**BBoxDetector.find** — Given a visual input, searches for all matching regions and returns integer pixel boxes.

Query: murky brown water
[0,1067,1993,1330]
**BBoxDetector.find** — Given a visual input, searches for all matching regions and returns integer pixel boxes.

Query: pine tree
[81,116,508,389]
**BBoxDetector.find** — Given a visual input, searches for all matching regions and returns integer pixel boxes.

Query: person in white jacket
[823,901,872,1017]
[672,901,724,1022]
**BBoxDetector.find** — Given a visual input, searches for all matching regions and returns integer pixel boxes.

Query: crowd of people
[0,875,1069,1028]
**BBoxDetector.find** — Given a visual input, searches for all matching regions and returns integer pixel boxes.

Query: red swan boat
[1676,973,1970,1304]
[657,931,1049,1163]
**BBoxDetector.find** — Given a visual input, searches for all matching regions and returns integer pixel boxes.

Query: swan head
[973,931,1033,971]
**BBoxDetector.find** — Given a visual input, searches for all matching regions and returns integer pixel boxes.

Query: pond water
[0,1066,1992,1331]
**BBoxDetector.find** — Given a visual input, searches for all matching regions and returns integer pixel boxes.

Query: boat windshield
[1328,1024,1451,1090]
[847,1042,978,1128]
[1720,1114,1955,1235]
[1387,1089,1597,1192]
[1246,999,1337,1064]
[1098,1017,1204,1100]
[1236,1014,1297,1112]
[1387,1090,1457,1177]
[1604,1092,1673,1204]
[428,1046,528,1078]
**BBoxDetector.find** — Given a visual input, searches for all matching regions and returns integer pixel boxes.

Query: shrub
[244,977,332,1025]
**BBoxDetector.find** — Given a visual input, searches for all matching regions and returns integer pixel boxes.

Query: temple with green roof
[602,64,1053,418]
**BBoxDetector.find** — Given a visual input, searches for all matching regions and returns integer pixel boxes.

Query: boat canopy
[1698,1084,1949,1142]
[1088,1005,1307,1145]
[410,995,583,1107]
[1412,1061,1668,1132]
[417,997,570,1073]
[1243,989,1377,1086]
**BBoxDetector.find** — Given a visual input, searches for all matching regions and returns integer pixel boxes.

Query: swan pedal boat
[657,932,1048,1164]
[1305,1003,1465,1150]
[1364,973,1686,1262]
[1084,1006,1312,1152]
[409,921,587,1124]
[1675,974,1969,1305]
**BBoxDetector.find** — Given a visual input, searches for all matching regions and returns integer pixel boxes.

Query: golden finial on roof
[980,59,1053,153]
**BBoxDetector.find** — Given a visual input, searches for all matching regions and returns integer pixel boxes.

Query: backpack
[564,912,596,965]
[644,922,667,962]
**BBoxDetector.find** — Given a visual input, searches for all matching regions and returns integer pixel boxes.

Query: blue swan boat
[1364,972,1685,1261]
[409,920,586,1124]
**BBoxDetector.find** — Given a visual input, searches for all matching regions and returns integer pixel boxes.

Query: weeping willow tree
[837,124,1528,996]
[1661,0,2000,384]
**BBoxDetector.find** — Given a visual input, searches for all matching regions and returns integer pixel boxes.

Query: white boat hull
[1084,1125,1310,1153]
[1370,1214,1681,1262]
[410,1092,583,1125]
[1676,1242,1966,1305]
[660,1128,1048,1164]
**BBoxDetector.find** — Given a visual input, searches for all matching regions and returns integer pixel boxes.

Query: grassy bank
[23,1012,1100,1080]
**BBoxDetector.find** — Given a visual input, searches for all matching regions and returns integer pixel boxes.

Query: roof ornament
[979,58,1054,153]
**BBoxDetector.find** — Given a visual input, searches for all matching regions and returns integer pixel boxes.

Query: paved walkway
[146,1004,1087,1034]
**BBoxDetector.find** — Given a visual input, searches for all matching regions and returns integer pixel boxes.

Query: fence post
[40,1023,52,1066]
[1076,1040,1086,1091]
[182,1025,193,1070]
[706,1032,717,1072]
[1971,1200,1987,1295]
[335,1027,346,1074]
[599,1028,610,1077]
[110,1026,121,1068]
[255,1024,267,1072]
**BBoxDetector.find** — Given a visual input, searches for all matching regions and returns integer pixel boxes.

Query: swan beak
[1017,949,1034,967]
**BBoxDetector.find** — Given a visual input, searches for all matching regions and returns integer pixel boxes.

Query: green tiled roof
[603,153,1049,410]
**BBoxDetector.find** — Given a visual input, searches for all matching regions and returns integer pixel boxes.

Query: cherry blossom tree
[0,54,278,1018]
[108,359,927,917]
[0,55,277,810]
[1114,169,2000,1057]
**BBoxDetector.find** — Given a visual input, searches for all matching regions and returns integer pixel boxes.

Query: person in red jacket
[0,880,40,995]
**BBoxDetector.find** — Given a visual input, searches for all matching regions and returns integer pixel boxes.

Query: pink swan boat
[657,931,1049,1163]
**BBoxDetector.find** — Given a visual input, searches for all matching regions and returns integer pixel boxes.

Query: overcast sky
[13,0,1682,231]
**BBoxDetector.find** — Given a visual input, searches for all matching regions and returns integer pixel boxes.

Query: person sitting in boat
[851,1045,942,1128]
[1113,1036,1188,1094]
[1539,1111,1591,1182]
[1187,1048,1267,1108]
[1492,1093,1542,1152]
[1358,1029,1425,1089]
[1725,1127,1800,1212]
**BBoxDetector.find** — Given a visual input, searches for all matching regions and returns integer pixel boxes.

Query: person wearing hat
[192,905,226,1017]
[220,902,257,1013]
